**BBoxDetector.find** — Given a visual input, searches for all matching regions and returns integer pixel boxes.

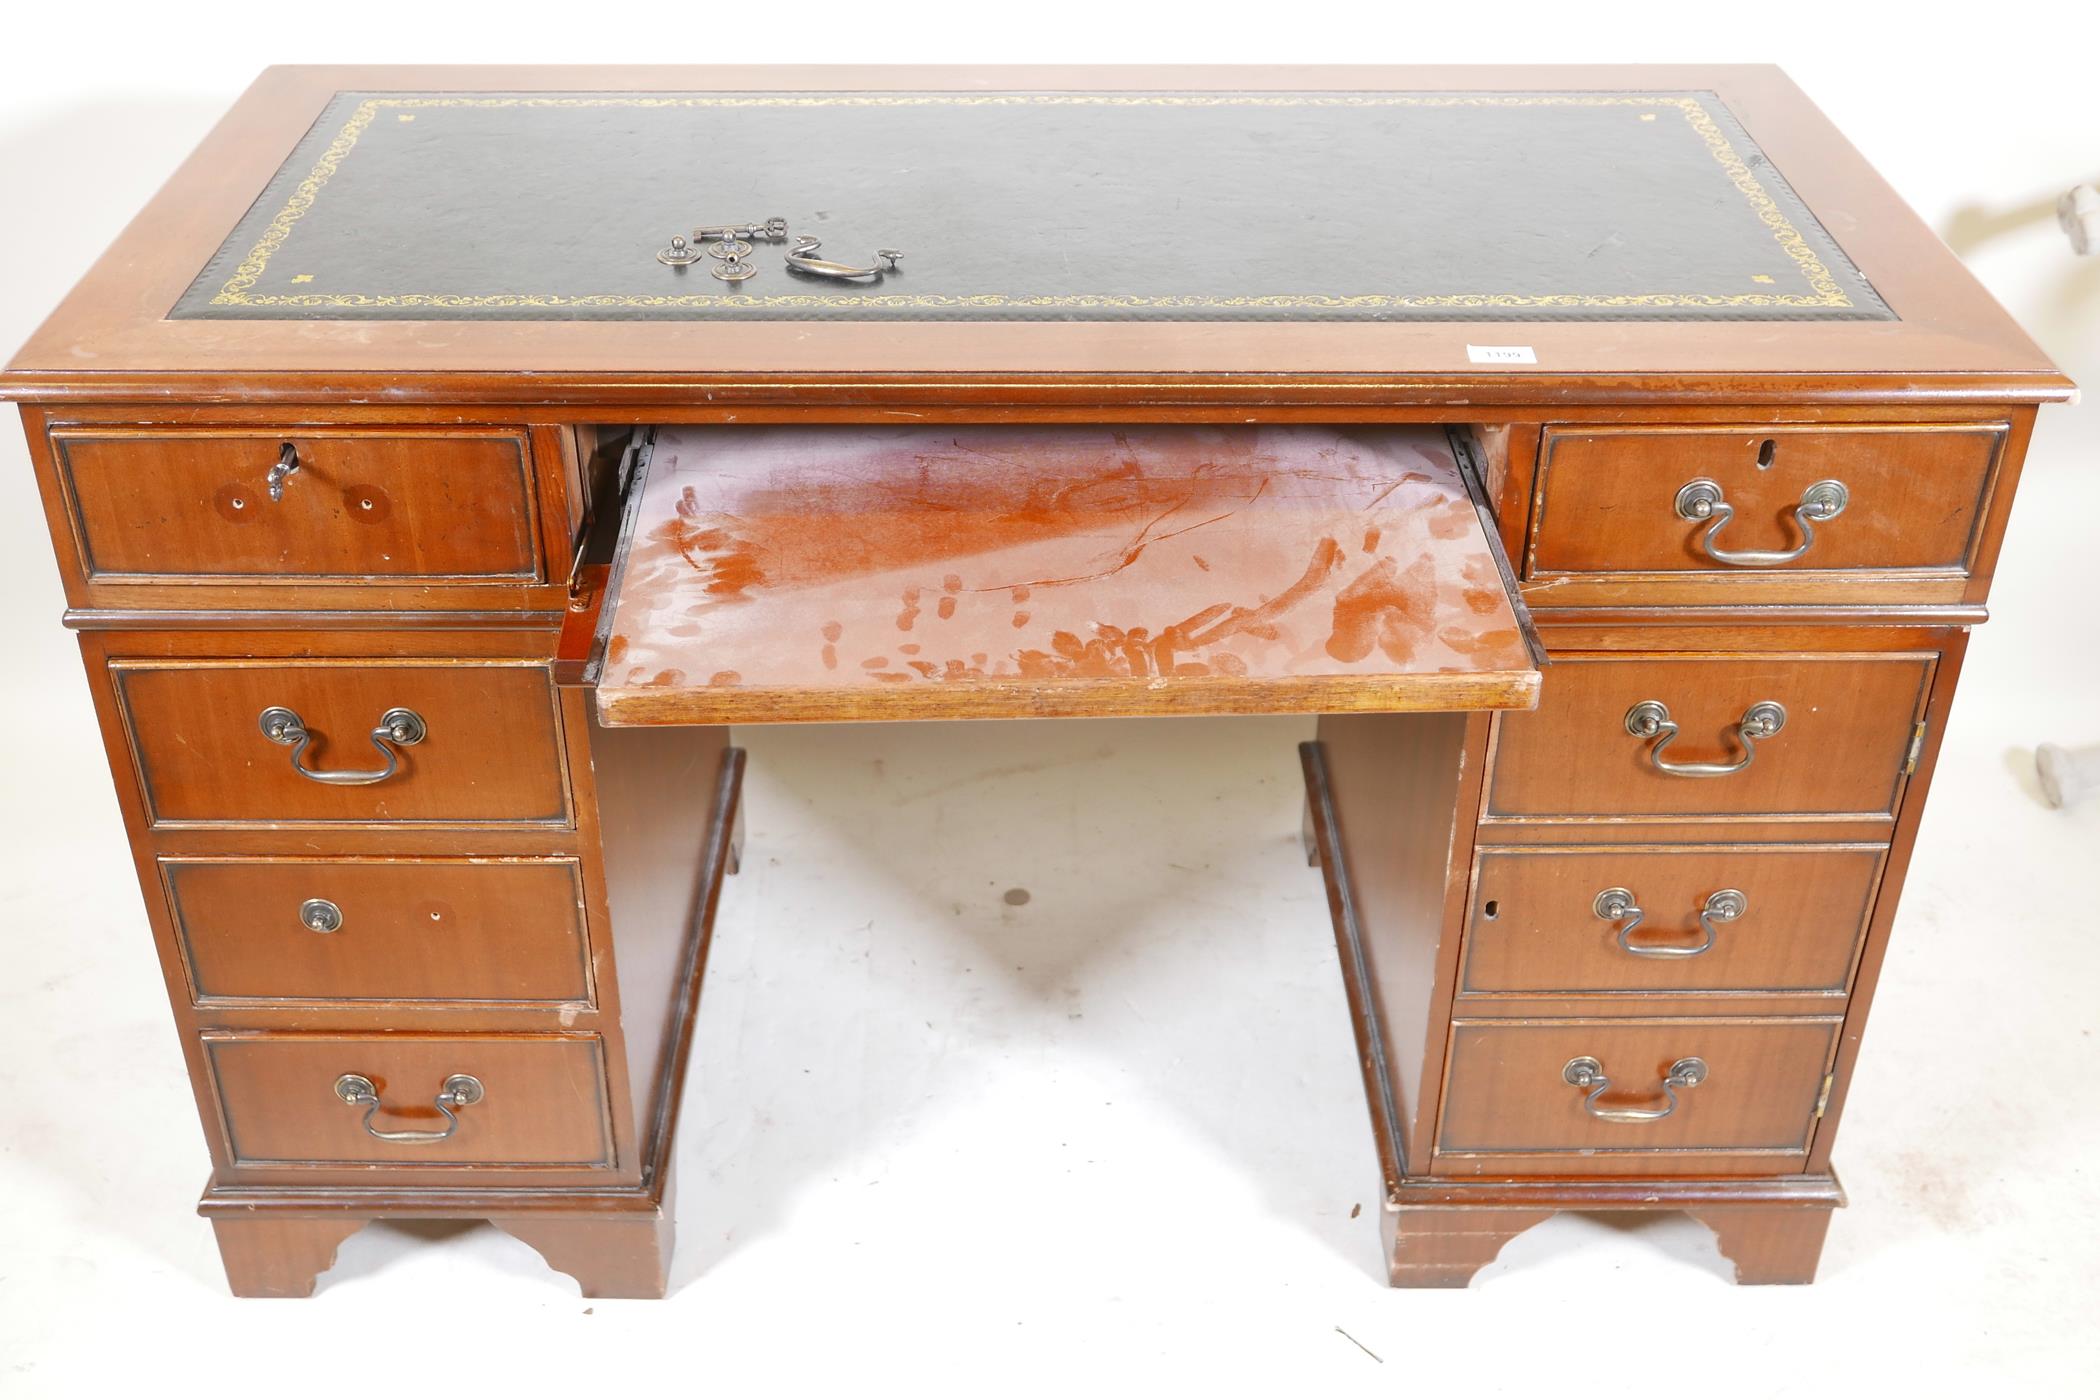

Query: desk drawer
[570,424,1541,724]
[204,1033,612,1167]
[112,660,571,828]
[1437,1018,1838,1156]
[1528,423,2005,583]
[1461,846,1885,995]
[52,427,544,585]
[164,857,593,1005]
[1485,654,1933,822]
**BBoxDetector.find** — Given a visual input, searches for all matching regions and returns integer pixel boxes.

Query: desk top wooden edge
[1,63,2073,404]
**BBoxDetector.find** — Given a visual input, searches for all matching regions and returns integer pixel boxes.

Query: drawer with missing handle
[50,426,545,588]
[163,857,594,1005]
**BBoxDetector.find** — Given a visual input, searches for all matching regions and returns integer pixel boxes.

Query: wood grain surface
[595,425,1539,723]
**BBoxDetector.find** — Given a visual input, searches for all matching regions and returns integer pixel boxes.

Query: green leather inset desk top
[173,90,1892,323]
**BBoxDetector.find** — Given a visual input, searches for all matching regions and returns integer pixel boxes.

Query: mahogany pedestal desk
[3,65,2072,1298]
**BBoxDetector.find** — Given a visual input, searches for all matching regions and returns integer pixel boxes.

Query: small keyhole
[1756,438,1777,469]
[360,498,375,510]
[230,497,244,509]
[1483,900,1499,919]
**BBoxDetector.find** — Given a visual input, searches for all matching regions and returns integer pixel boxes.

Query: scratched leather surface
[173,90,1892,323]
[596,423,1534,720]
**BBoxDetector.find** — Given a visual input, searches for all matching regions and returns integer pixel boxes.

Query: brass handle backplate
[258,706,426,786]
[1624,699,1785,778]
[1675,477,1848,567]
[1562,1055,1707,1122]
[1593,886,1745,958]
[333,1073,484,1144]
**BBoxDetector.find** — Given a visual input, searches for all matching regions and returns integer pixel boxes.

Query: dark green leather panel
[173,90,1892,323]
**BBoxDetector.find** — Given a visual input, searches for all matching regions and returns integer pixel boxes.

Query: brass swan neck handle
[784,236,903,281]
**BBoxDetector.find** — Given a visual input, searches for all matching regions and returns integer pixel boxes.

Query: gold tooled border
[207,93,1856,312]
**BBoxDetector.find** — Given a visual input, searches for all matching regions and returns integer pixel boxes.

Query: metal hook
[784,236,903,281]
